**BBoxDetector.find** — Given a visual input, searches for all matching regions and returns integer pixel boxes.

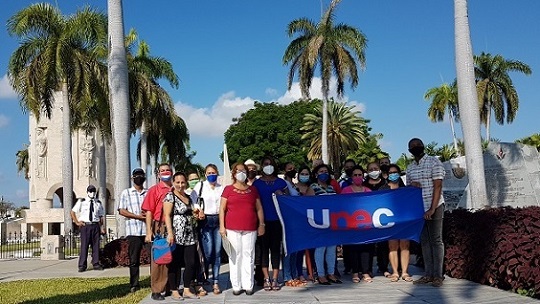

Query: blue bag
[152,234,175,265]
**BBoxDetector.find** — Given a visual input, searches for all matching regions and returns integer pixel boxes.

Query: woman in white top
[190,164,225,294]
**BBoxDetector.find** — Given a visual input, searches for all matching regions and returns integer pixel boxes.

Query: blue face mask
[318,172,329,182]
[206,174,218,183]
[388,173,400,182]
[299,175,310,183]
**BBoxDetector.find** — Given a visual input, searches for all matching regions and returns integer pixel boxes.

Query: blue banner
[274,187,425,255]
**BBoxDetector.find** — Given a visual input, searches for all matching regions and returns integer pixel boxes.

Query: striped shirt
[406,154,445,211]
[118,187,148,236]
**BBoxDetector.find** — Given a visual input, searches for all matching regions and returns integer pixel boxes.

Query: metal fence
[0,230,116,259]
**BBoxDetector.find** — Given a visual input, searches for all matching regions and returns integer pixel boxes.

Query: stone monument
[442,142,540,210]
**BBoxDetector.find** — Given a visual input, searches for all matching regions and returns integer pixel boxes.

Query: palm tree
[8,3,108,234]
[347,133,388,169]
[15,145,30,180]
[108,0,131,237]
[424,81,461,155]
[474,52,532,140]
[516,133,540,151]
[283,0,367,165]
[301,99,368,172]
[454,0,487,208]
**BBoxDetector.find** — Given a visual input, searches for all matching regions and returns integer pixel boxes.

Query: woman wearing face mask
[340,165,375,283]
[309,164,342,285]
[186,172,200,196]
[364,162,391,279]
[190,164,224,294]
[219,163,265,295]
[163,172,200,300]
[253,156,288,291]
[380,164,413,282]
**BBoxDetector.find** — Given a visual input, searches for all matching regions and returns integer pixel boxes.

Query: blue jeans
[200,215,222,283]
[420,204,444,278]
[314,245,336,276]
[282,251,298,281]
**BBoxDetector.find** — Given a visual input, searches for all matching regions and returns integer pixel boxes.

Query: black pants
[350,244,374,275]
[168,244,197,290]
[261,220,282,269]
[376,241,390,273]
[79,223,100,269]
[127,235,146,288]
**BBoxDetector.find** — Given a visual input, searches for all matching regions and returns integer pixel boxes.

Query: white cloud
[0,75,17,99]
[175,77,366,138]
[0,114,9,128]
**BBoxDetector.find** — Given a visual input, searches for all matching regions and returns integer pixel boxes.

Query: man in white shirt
[118,168,148,292]
[71,185,105,272]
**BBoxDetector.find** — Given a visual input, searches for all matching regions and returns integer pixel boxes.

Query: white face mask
[235,171,247,183]
[262,165,274,175]
[87,192,96,199]
[368,170,381,179]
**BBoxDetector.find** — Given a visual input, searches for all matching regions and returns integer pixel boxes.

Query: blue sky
[1,1,539,206]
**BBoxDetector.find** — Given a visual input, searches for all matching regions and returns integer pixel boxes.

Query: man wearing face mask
[338,159,356,189]
[406,138,445,287]
[244,159,259,186]
[118,168,148,292]
[71,185,105,272]
[142,163,174,301]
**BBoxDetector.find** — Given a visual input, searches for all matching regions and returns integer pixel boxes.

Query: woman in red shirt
[219,162,265,296]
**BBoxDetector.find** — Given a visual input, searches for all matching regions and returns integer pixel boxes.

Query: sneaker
[245,289,255,296]
[93,265,104,271]
[431,277,444,287]
[413,276,433,285]
[78,267,86,273]
[232,290,243,296]
[151,293,165,301]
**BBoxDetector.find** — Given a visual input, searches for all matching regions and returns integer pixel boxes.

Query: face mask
[160,173,172,182]
[206,174,218,183]
[352,176,364,186]
[235,171,247,183]
[388,173,400,182]
[248,170,257,179]
[368,170,381,179]
[87,192,96,199]
[380,164,389,173]
[317,172,329,182]
[409,146,425,157]
[262,165,274,175]
[299,175,310,183]
[133,176,146,186]
[285,170,297,179]
[188,179,199,189]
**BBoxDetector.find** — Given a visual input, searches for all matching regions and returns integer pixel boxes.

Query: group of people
[72,137,445,301]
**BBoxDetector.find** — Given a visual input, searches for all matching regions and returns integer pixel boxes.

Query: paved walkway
[0,258,537,303]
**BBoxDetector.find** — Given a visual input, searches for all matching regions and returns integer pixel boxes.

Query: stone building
[24,91,117,236]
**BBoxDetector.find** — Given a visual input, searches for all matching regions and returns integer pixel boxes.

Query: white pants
[227,229,257,291]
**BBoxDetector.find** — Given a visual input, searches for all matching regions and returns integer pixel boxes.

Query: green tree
[424,81,460,155]
[474,52,532,140]
[224,100,318,167]
[516,133,540,151]
[347,133,388,169]
[8,3,108,234]
[15,145,30,180]
[283,0,367,164]
[301,99,369,171]
[396,153,413,171]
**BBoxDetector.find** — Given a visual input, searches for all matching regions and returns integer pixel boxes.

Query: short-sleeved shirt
[72,198,104,223]
[190,181,224,215]
[118,187,147,236]
[341,185,372,194]
[141,181,172,222]
[310,183,336,196]
[221,185,260,231]
[164,192,197,245]
[253,178,288,221]
[364,178,387,191]
[406,154,446,211]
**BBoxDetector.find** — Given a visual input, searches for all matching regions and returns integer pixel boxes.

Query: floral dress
[164,192,197,246]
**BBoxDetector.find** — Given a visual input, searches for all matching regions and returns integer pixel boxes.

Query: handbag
[151,205,176,265]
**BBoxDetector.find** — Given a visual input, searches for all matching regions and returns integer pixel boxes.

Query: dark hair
[173,171,187,181]
[312,163,331,179]
[388,163,402,174]
[205,163,219,174]
[408,138,424,147]
[350,165,365,175]
[343,159,356,166]
[260,155,279,176]
[297,165,312,184]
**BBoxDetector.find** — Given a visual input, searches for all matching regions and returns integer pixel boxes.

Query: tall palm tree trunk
[454,0,488,208]
[140,121,148,185]
[61,82,73,235]
[449,112,460,156]
[98,132,107,232]
[485,101,491,141]
[322,96,329,164]
[108,0,130,237]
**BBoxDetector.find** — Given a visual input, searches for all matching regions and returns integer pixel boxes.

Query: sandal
[401,273,413,282]
[212,283,221,294]
[196,286,207,296]
[298,276,308,284]
[263,278,272,291]
[362,274,373,283]
[383,271,392,278]
[352,273,360,283]
[389,274,400,282]
[271,279,281,291]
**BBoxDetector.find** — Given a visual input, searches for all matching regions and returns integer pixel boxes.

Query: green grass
[0,276,150,304]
